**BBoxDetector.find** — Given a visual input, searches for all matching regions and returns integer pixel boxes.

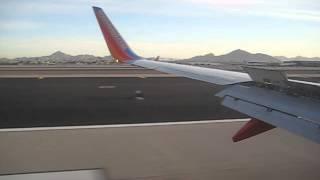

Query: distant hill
[0,57,17,65]
[178,49,281,64]
[1,51,113,65]
[1,50,319,65]
[275,56,320,62]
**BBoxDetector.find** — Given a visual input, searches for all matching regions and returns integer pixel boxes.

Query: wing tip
[92,6,141,62]
[92,6,102,10]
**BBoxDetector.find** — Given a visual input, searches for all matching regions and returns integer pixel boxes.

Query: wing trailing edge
[217,84,320,143]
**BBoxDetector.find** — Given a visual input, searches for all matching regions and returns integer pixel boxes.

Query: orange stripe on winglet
[93,6,135,62]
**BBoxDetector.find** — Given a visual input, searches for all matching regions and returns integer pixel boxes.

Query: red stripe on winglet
[232,118,275,142]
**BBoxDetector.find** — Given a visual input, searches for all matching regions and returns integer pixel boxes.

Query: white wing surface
[131,59,251,85]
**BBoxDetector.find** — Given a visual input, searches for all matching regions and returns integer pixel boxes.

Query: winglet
[93,6,141,62]
[233,118,275,142]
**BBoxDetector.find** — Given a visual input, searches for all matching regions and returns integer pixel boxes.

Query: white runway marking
[0,74,178,78]
[0,119,250,132]
[98,85,116,89]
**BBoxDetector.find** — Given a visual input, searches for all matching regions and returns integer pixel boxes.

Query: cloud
[0,0,319,58]
[0,20,43,31]
[2,0,319,22]
[187,0,260,7]
[0,0,196,19]
[182,0,320,22]
[0,0,87,15]
[247,9,320,22]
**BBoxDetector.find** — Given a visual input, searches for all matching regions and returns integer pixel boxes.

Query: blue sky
[0,0,320,58]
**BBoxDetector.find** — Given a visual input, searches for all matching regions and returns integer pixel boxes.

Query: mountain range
[179,49,280,64]
[178,49,320,64]
[0,51,113,65]
[275,56,320,62]
[0,50,319,65]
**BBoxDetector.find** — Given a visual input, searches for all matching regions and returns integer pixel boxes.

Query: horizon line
[1,49,320,60]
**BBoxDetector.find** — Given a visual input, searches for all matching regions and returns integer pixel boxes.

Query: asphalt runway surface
[0,77,246,128]
[0,65,166,77]
[1,66,319,180]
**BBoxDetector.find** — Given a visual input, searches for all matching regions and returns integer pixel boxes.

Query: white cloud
[247,9,320,22]
[186,0,261,7]
[182,0,320,22]
[0,0,87,15]
[0,20,43,30]
[3,0,319,22]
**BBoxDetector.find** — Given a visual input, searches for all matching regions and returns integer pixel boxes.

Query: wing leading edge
[93,6,320,144]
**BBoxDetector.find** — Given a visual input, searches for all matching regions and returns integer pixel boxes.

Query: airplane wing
[92,6,251,86]
[93,6,320,144]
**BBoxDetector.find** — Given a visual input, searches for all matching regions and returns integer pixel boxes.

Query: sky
[0,0,320,58]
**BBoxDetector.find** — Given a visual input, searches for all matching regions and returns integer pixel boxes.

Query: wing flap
[217,85,320,143]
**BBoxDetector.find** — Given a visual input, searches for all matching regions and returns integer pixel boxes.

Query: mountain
[1,50,319,65]
[179,49,280,64]
[3,51,113,65]
[0,58,18,65]
[49,51,73,61]
[182,53,215,62]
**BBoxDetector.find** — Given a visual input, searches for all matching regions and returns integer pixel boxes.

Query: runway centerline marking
[98,85,116,89]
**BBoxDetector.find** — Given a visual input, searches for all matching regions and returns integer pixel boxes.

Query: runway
[0,65,319,180]
[0,76,245,128]
[1,120,320,180]
[0,65,171,78]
